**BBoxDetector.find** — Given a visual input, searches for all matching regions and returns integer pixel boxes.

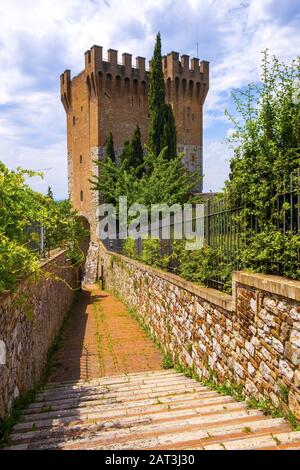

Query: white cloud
[0,0,299,197]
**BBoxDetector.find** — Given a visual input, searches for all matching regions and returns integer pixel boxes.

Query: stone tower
[61,45,209,237]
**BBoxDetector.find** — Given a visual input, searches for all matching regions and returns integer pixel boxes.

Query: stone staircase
[6,370,300,450]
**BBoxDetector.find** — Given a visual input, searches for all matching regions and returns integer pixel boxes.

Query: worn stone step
[199,431,300,450]
[9,416,288,450]
[20,394,236,428]
[9,408,266,447]
[37,375,195,401]
[26,383,210,412]
[13,400,245,433]
[46,370,178,389]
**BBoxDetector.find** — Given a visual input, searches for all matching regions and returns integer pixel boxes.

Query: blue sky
[0,0,299,198]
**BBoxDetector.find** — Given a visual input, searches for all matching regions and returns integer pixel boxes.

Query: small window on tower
[73,116,76,126]
[80,155,83,164]
[80,190,84,202]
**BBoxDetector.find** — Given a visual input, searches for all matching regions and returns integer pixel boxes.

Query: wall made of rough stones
[0,250,78,417]
[99,244,300,418]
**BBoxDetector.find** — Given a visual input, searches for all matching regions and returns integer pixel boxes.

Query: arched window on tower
[167,78,171,101]
[189,80,194,100]
[175,77,179,100]
[196,82,201,103]
[106,73,112,94]
[80,190,84,202]
[182,78,187,98]
[124,77,130,95]
[99,72,103,93]
[133,79,138,97]
[115,76,121,97]
[141,81,146,102]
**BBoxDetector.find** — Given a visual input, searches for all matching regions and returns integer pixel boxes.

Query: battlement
[61,45,209,109]
[60,69,72,112]
[163,51,209,81]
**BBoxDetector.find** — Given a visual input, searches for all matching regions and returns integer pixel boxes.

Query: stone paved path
[48,286,163,383]
[6,286,300,450]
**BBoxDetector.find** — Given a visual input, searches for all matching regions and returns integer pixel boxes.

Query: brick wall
[0,250,78,417]
[61,46,209,233]
[99,244,300,419]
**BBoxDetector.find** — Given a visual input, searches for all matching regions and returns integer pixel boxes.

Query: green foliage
[123,237,139,259]
[162,353,174,369]
[171,240,234,293]
[0,161,86,294]
[140,238,169,270]
[92,147,201,209]
[162,104,177,161]
[47,186,54,199]
[148,32,166,157]
[222,51,300,281]
[148,33,177,159]
[105,131,115,162]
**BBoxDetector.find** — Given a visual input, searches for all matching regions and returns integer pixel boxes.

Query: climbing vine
[0,161,86,294]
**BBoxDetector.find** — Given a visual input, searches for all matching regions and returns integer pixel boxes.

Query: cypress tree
[120,126,144,177]
[120,140,132,170]
[148,33,177,159]
[105,132,115,162]
[148,32,166,156]
[131,126,144,168]
[162,104,177,160]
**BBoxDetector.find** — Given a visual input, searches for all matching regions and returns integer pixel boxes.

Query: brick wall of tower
[61,45,209,238]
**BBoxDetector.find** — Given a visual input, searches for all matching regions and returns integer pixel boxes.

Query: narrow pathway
[48,286,163,383]
[6,287,300,450]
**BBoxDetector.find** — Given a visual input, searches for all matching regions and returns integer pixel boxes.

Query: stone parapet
[0,251,78,418]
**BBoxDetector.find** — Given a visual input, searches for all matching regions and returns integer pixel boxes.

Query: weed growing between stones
[162,354,174,369]
[0,294,79,448]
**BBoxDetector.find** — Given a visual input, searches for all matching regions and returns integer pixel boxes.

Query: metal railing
[106,169,300,291]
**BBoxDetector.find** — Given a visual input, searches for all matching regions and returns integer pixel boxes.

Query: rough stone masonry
[0,250,78,418]
[99,243,300,419]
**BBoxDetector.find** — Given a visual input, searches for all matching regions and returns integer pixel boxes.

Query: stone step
[37,374,195,401]
[9,408,267,447]
[199,431,300,450]
[47,369,181,389]
[24,389,222,416]
[13,399,245,433]
[20,394,236,428]
[26,383,209,411]
[9,416,289,450]
[6,370,299,451]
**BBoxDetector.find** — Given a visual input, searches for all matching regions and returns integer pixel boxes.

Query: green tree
[148,32,165,156]
[120,126,144,177]
[0,161,86,293]
[105,132,115,162]
[131,126,144,171]
[47,186,54,200]
[162,104,177,160]
[148,33,177,159]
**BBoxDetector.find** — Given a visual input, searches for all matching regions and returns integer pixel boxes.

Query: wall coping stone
[103,245,234,312]
[233,271,300,302]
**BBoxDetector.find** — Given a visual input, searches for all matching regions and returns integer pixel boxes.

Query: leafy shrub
[123,237,139,259]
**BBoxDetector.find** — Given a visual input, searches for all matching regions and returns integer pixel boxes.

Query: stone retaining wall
[0,250,78,417]
[99,243,300,418]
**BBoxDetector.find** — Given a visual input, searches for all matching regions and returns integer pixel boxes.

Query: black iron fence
[106,169,300,292]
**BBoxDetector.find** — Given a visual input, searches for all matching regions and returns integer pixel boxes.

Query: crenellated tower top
[60,45,209,110]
